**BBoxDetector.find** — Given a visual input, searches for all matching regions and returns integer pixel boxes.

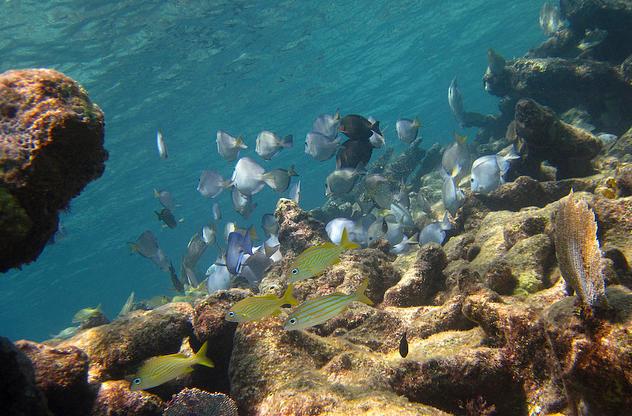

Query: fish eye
[289,318,297,325]
[291,268,299,275]
[228,311,235,317]
[133,378,141,385]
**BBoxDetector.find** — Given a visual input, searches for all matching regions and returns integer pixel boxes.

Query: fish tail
[153,188,159,198]
[236,136,247,149]
[288,165,298,177]
[128,242,138,253]
[450,165,461,179]
[282,283,298,306]
[454,133,468,145]
[334,109,341,121]
[282,134,293,148]
[413,117,421,128]
[340,228,360,250]
[354,278,373,306]
[194,340,215,368]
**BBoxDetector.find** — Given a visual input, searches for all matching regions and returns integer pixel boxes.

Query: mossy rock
[0,186,32,254]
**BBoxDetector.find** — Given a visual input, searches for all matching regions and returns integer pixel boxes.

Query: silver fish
[442,175,464,216]
[255,131,293,160]
[50,326,79,340]
[261,214,279,238]
[596,133,617,145]
[153,189,175,211]
[240,251,273,284]
[156,130,168,159]
[470,148,519,194]
[390,233,418,255]
[396,118,421,144]
[202,224,216,245]
[539,2,564,36]
[206,257,231,294]
[130,230,160,258]
[197,170,231,198]
[448,78,465,127]
[441,133,470,182]
[212,202,222,221]
[390,202,414,227]
[578,28,607,51]
[420,212,452,245]
[366,217,388,245]
[325,218,362,245]
[365,174,393,209]
[216,130,247,161]
[368,129,385,148]
[232,157,266,195]
[262,167,298,193]
[325,168,361,196]
[232,186,257,218]
[312,112,340,139]
[288,180,301,204]
[305,132,340,161]
[183,233,207,272]
[118,291,135,317]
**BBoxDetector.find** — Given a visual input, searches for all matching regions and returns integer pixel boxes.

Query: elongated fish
[130,340,214,390]
[225,284,297,323]
[283,279,373,330]
[288,228,359,282]
[156,130,168,159]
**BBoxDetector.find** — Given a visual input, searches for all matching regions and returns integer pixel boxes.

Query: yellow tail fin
[194,340,215,368]
[354,278,374,306]
[282,283,298,306]
[454,133,468,145]
[340,228,360,250]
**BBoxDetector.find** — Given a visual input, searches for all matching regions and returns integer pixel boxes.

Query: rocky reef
[0,68,107,272]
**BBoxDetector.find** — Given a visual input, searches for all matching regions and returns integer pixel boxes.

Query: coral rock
[504,233,555,294]
[16,340,95,416]
[0,68,107,271]
[607,126,632,162]
[275,198,328,256]
[163,388,238,416]
[91,380,163,416]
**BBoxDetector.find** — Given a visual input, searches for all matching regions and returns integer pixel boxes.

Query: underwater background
[0,0,544,341]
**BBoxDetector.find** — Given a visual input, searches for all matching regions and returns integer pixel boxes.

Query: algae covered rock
[0,68,107,272]
[91,380,163,416]
[163,388,238,416]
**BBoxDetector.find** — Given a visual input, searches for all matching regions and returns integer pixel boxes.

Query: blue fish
[226,227,254,275]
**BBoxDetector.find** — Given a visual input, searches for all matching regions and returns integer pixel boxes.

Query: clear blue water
[0,0,544,341]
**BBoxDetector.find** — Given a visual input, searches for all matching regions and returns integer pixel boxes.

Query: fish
[206,253,231,294]
[442,175,465,216]
[325,168,362,197]
[155,208,179,228]
[72,305,103,324]
[156,130,168,159]
[596,133,617,145]
[202,224,216,245]
[325,218,359,245]
[288,180,301,204]
[182,233,208,279]
[399,332,409,358]
[312,112,341,139]
[366,217,388,245]
[448,78,465,127]
[226,228,254,275]
[578,28,608,51]
[216,130,247,161]
[118,291,135,317]
[262,166,298,193]
[232,157,266,195]
[396,118,421,144]
[130,340,214,391]
[151,248,172,273]
[144,295,170,309]
[394,183,410,209]
[50,326,79,340]
[486,48,506,75]
[212,202,222,221]
[305,131,340,161]
[339,114,380,141]
[197,170,231,198]
[470,148,519,194]
[288,228,359,283]
[441,133,470,181]
[231,187,257,218]
[283,278,373,330]
[226,284,297,323]
[168,262,185,292]
[255,131,293,160]
[368,129,385,148]
[336,139,373,170]
[261,214,279,238]
[539,1,563,36]
[240,250,274,284]
[129,230,160,258]
[364,174,393,209]
[153,189,175,211]
[390,234,418,255]
[390,202,414,227]
[420,212,453,245]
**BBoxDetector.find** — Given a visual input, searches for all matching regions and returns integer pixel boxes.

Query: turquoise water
[0,0,544,341]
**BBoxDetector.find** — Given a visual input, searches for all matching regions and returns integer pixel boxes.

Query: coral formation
[0,69,107,272]
[163,388,238,416]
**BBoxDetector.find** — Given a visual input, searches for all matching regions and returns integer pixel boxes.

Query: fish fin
[153,189,159,198]
[450,165,461,178]
[178,218,185,223]
[236,136,248,149]
[354,278,373,306]
[408,233,419,244]
[454,133,468,145]
[412,118,421,128]
[282,284,298,306]
[334,109,341,121]
[288,165,298,177]
[154,211,161,219]
[340,228,360,250]
[271,309,281,317]
[371,120,380,132]
[194,340,215,368]
[128,243,139,253]
[282,135,293,148]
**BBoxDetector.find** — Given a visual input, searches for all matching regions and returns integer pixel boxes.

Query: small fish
[399,332,409,358]
[72,305,103,324]
[156,130,168,159]
[197,170,231,198]
[153,189,175,211]
[231,187,257,218]
[448,78,465,127]
[420,212,453,245]
[578,28,607,51]
[216,130,247,161]
[365,174,393,209]
[226,228,254,275]
[144,295,170,309]
[212,202,222,221]
[232,157,266,195]
[255,131,293,160]
[226,284,297,323]
[368,129,385,148]
[130,340,214,391]
[442,175,465,216]
[539,1,563,36]
[288,180,301,204]
[263,166,298,193]
[50,326,79,340]
[239,250,273,284]
[366,217,388,245]
[206,253,231,294]
[390,234,418,255]
[312,112,341,139]
[118,291,135,317]
[390,202,414,227]
[339,114,380,142]
[202,224,216,245]
[486,49,506,75]
[288,228,359,282]
[152,248,172,273]
[129,230,160,258]
[325,168,362,196]
[284,278,373,330]
[305,131,340,161]
[155,208,178,228]
[470,147,519,194]
[168,262,185,293]
[396,118,421,144]
[183,233,208,273]
[325,218,358,245]
[336,139,373,170]
[261,214,279,238]
[441,133,470,182]
[596,133,617,145]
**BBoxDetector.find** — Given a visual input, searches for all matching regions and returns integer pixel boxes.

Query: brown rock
[275,198,328,257]
[503,234,555,294]
[615,163,632,196]
[163,388,238,416]
[484,260,517,295]
[91,380,163,416]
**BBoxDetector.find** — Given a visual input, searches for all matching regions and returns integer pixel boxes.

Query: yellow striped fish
[283,278,373,330]
[130,340,214,391]
[288,228,359,283]
[225,284,297,322]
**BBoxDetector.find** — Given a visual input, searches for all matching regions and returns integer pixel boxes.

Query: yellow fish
[284,278,373,330]
[72,305,103,324]
[288,228,359,282]
[130,340,214,391]
[225,284,297,322]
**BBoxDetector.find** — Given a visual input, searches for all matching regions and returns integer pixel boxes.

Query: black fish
[336,139,373,169]
[399,332,408,358]
[155,208,178,228]
[339,114,380,141]
[168,262,184,292]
